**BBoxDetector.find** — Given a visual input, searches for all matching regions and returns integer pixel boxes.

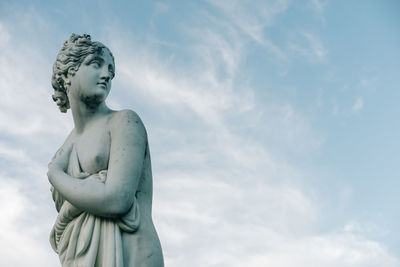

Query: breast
[75,127,111,174]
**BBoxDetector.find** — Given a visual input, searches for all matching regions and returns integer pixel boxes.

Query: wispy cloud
[0,17,70,267]
[207,0,289,58]
[309,0,329,23]
[288,32,328,63]
[103,8,394,267]
[0,176,59,267]
[303,32,328,61]
[353,97,364,112]
[0,2,398,267]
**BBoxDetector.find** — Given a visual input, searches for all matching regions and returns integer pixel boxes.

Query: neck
[69,99,109,133]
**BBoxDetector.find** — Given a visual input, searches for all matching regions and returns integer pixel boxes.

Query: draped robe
[50,145,140,267]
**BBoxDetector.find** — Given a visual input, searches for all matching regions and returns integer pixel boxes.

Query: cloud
[0,18,69,267]
[102,10,396,267]
[303,32,328,61]
[309,0,329,22]
[0,22,72,138]
[243,231,399,267]
[207,0,289,58]
[0,23,11,45]
[352,97,364,112]
[288,32,328,63]
[0,176,59,267]
[0,3,398,267]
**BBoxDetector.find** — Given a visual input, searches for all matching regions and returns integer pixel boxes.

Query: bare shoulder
[109,109,147,139]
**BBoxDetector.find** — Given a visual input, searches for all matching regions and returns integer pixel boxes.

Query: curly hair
[51,34,115,113]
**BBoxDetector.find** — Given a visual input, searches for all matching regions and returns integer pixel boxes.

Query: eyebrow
[88,55,103,62]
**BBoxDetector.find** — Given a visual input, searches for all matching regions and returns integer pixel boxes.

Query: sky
[0,0,399,266]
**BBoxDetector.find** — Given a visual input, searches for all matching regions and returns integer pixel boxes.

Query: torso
[73,113,113,174]
[57,110,163,266]
[64,110,154,219]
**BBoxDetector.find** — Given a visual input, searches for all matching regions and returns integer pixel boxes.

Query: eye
[90,60,101,68]
[109,65,115,78]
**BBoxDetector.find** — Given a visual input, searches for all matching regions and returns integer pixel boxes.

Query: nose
[100,66,110,82]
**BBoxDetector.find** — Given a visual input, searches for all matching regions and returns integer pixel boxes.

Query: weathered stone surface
[47,34,164,267]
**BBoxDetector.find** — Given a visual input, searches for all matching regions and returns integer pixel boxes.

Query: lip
[97,82,107,87]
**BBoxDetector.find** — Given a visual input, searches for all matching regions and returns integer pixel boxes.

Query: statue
[47,34,164,267]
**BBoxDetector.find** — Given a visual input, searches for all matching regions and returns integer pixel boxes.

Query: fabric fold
[50,145,140,267]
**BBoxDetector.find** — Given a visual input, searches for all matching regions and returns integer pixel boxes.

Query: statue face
[67,48,115,107]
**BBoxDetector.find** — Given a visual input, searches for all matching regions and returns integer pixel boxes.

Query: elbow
[103,190,133,218]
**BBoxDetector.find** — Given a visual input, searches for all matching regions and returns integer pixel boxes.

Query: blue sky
[0,0,399,266]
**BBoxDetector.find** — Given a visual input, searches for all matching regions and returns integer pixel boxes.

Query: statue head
[51,34,115,113]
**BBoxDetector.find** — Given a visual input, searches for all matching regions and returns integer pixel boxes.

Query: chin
[81,93,107,109]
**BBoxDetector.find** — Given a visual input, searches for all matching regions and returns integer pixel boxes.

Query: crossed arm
[48,110,147,218]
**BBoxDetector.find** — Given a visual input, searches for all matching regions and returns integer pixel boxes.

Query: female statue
[47,34,164,267]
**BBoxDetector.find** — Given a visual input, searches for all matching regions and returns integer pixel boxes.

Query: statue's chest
[75,127,111,174]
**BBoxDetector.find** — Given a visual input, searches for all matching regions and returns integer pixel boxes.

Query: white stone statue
[47,34,164,267]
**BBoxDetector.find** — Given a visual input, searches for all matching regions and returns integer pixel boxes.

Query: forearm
[48,169,130,218]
